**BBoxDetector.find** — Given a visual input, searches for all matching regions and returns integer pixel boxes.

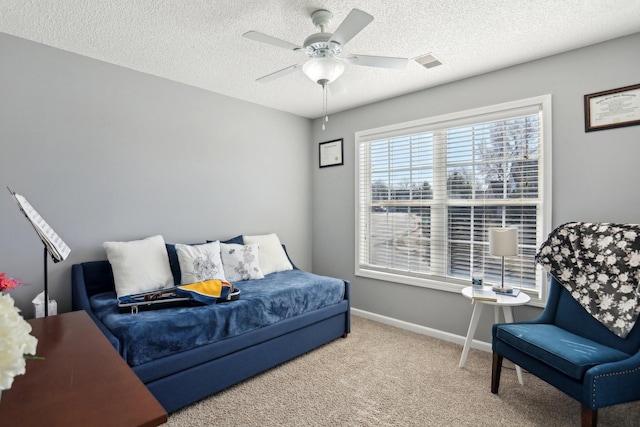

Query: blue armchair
[491,276,640,427]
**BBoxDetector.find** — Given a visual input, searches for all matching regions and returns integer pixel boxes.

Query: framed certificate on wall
[584,83,640,132]
[319,138,344,168]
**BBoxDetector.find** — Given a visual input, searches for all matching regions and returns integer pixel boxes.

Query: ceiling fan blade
[243,31,302,51]
[329,78,347,96]
[328,9,373,46]
[346,54,409,69]
[256,64,303,83]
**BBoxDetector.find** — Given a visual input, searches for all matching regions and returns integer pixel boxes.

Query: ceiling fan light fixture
[302,58,345,85]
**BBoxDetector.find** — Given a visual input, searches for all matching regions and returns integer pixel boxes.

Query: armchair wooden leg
[491,352,503,394]
[581,406,597,427]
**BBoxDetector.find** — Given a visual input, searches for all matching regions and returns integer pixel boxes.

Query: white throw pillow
[220,243,264,282]
[103,235,174,298]
[243,233,293,275]
[176,241,226,284]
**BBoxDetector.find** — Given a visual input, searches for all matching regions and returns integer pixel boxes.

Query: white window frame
[355,95,552,306]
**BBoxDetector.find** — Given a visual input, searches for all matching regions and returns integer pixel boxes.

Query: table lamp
[489,227,518,293]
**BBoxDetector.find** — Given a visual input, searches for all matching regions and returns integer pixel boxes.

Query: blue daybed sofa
[71,242,351,413]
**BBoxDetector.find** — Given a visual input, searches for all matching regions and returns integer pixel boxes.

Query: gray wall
[1,33,312,317]
[3,29,639,345]
[311,33,640,343]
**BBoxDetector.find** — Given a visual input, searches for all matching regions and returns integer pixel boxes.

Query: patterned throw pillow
[220,243,264,282]
[176,241,226,284]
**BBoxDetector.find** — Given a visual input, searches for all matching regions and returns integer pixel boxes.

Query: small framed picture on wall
[319,138,344,168]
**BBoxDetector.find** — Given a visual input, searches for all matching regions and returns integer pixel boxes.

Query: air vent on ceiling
[414,53,442,69]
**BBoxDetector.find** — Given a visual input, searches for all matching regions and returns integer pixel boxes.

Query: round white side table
[459,285,530,384]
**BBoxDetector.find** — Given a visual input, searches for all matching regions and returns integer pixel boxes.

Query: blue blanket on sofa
[90,269,345,366]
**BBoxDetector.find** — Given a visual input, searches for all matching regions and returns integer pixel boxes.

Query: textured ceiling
[1,1,639,119]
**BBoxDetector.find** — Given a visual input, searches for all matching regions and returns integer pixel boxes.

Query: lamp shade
[489,228,518,257]
[303,58,345,85]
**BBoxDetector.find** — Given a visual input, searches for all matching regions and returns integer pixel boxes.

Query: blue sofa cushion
[90,269,345,367]
[496,324,630,380]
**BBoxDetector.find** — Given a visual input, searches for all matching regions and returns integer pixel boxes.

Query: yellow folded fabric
[179,279,231,298]
[178,279,231,304]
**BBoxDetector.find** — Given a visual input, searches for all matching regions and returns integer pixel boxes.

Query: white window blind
[356,96,552,301]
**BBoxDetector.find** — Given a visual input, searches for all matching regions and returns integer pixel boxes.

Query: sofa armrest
[71,264,92,312]
[583,351,640,409]
[71,264,121,352]
[343,280,351,334]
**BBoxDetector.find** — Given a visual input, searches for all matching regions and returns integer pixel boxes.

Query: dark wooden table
[0,310,167,427]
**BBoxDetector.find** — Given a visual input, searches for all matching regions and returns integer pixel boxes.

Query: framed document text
[319,138,344,168]
[584,83,640,132]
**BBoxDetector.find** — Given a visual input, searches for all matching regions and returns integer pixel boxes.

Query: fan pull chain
[322,83,327,130]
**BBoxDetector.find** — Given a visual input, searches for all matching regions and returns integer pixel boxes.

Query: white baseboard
[350,308,492,354]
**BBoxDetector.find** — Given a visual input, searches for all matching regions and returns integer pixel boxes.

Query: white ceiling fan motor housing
[303,9,342,59]
[303,33,342,58]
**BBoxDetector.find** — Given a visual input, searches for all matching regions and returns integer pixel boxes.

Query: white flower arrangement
[0,293,38,391]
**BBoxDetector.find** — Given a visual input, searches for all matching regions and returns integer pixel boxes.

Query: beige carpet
[166,315,640,426]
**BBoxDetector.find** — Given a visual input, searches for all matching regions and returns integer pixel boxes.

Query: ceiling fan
[243,8,409,89]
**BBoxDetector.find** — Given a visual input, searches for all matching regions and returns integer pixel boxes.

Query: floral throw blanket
[535,222,640,338]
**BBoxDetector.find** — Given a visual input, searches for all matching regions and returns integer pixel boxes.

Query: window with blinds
[356,95,552,301]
